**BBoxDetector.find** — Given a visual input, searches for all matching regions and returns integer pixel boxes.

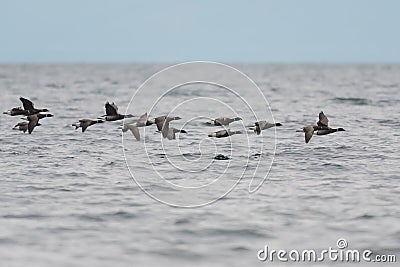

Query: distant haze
[1,0,399,63]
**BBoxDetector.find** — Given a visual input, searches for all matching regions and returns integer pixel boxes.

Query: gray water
[0,64,399,266]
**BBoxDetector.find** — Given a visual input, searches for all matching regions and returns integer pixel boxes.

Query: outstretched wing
[317,111,329,127]
[81,124,89,133]
[111,102,119,112]
[128,125,140,141]
[20,97,35,110]
[27,115,38,134]
[105,102,118,116]
[154,116,166,131]
[304,126,314,143]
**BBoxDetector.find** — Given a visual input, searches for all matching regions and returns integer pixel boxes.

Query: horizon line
[0,60,399,65]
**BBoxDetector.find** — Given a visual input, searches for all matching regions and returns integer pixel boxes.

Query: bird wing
[154,116,166,131]
[81,123,89,132]
[27,115,38,134]
[167,128,175,140]
[304,126,314,143]
[138,113,148,124]
[317,111,329,127]
[111,102,119,111]
[128,125,140,141]
[105,102,118,116]
[20,97,35,110]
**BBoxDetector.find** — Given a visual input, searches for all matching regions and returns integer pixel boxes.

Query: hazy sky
[1,0,399,63]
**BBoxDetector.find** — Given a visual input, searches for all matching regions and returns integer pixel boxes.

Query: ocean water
[0,63,399,266]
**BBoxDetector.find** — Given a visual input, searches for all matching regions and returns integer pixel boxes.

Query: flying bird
[72,119,104,132]
[297,111,345,143]
[100,102,134,121]
[154,115,181,138]
[208,129,242,138]
[120,113,155,141]
[211,117,242,126]
[26,113,53,134]
[13,121,36,133]
[3,97,49,116]
[253,121,282,135]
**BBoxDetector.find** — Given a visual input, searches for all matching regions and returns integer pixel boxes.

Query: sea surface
[0,63,399,266]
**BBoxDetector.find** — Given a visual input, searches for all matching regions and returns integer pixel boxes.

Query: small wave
[231,246,251,251]
[174,218,190,225]
[3,213,48,219]
[354,214,375,220]
[45,83,65,88]
[105,210,137,219]
[65,171,88,177]
[77,214,105,222]
[332,97,370,105]
[321,162,345,168]
[200,227,267,238]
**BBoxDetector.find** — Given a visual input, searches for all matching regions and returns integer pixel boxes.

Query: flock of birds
[3,97,345,143]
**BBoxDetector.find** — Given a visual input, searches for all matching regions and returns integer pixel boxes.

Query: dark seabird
[19,97,50,115]
[3,97,49,116]
[13,121,39,133]
[3,107,29,116]
[154,115,181,138]
[208,129,242,138]
[100,102,134,121]
[72,119,104,132]
[253,121,282,135]
[297,111,345,143]
[121,113,155,141]
[211,117,242,126]
[26,113,53,134]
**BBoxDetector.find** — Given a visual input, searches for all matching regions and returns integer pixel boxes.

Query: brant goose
[19,97,49,115]
[3,107,29,116]
[26,113,53,134]
[297,111,344,143]
[154,115,181,138]
[121,113,155,141]
[13,121,37,133]
[72,119,104,132]
[208,129,242,138]
[3,97,49,116]
[100,102,134,121]
[253,121,282,135]
[211,117,242,126]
